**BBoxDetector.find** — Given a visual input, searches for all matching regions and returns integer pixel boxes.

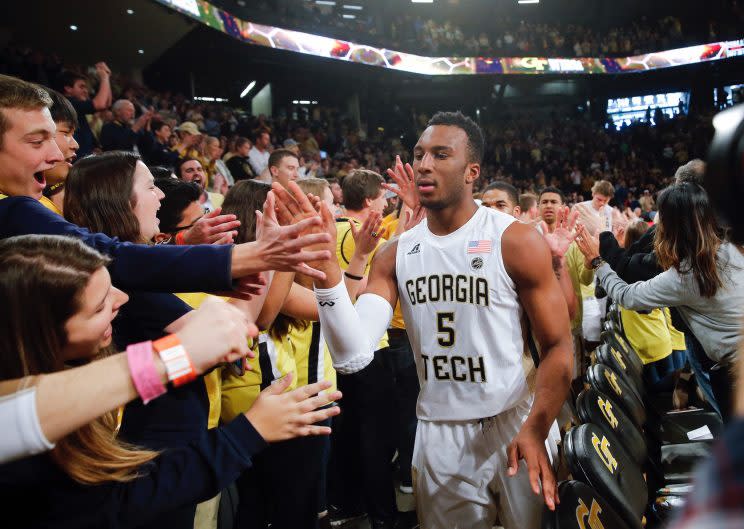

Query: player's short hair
[427,111,484,164]
[268,148,298,170]
[519,193,537,212]
[591,180,614,198]
[539,186,565,204]
[484,181,519,207]
[342,169,383,211]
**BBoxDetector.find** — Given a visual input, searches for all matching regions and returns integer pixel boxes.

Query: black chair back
[576,388,647,466]
[541,480,638,529]
[565,423,648,526]
[587,363,646,428]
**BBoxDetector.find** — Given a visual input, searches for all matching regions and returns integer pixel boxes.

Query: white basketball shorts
[411,397,559,529]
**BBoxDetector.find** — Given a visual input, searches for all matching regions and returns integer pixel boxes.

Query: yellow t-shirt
[39,195,62,215]
[335,218,389,349]
[620,307,673,365]
[287,321,337,393]
[664,308,686,351]
[220,332,298,422]
[564,243,594,332]
[176,292,224,429]
[380,213,399,240]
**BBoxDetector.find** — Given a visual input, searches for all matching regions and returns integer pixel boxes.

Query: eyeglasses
[155,215,204,245]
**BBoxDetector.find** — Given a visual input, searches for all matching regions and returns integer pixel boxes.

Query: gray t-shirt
[597,242,744,364]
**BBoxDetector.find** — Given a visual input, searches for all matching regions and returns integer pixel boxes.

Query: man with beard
[176,158,224,213]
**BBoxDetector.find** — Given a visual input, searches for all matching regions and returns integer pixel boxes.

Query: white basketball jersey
[396,206,529,421]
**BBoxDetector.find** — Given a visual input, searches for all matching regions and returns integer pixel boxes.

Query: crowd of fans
[240,0,744,57]
[1,28,744,529]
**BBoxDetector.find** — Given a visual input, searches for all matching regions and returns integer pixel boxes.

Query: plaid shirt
[669,419,744,529]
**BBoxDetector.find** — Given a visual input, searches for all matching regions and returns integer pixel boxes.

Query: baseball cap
[176,121,201,135]
[384,183,399,199]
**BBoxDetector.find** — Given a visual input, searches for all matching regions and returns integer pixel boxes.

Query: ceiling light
[342,14,356,19]
[343,4,363,9]
[299,100,311,104]
[240,81,257,98]
[517,0,539,3]
[126,8,134,14]
[411,0,434,3]
[69,25,78,31]
[315,1,336,5]
[138,49,144,54]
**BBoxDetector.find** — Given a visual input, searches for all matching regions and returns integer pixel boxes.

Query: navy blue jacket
[0,415,266,528]
[0,196,234,293]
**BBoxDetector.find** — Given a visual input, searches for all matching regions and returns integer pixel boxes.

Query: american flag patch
[467,240,492,254]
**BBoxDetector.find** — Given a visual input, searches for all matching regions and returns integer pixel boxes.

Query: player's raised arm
[274,183,398,374]
[502,221,573,511]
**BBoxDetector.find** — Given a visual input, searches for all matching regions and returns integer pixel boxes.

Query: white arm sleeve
[315,280,393,374]
[0,387,54,464]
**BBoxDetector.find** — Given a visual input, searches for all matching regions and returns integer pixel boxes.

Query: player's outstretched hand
[384,155,419,210]
[507,424,559,511]
[252,191,332,280]
[244,374,342,442]
[271,181,319,226]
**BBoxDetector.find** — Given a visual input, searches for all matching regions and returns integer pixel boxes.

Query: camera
[706,103,744,243]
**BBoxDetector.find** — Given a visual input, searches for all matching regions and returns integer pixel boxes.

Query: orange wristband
[152,334,196,387]
[175,231,187,245]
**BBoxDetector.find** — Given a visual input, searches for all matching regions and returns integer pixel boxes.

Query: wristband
[127,341,167,404]
[344,271,364,281]
[153,334,197,387]
[175,231,187,245]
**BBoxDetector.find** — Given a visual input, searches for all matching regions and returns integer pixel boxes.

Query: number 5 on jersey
[437,312,455,347]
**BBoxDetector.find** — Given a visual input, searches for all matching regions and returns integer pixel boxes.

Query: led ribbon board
[156,0,744,75]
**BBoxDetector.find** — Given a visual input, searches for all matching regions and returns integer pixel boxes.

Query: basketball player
[274,112,573,529]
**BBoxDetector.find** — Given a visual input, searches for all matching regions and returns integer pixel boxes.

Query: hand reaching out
[572,202,603,236]
[384,155,419,210]
[575,224,601,266]
[253,191,332,280]
[349,211,382,257]
[244,374,342,442]
[181,207,240,245]
[539,206,578,259]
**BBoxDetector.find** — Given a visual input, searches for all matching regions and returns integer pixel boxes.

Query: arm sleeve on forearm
[314,280,393,374]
